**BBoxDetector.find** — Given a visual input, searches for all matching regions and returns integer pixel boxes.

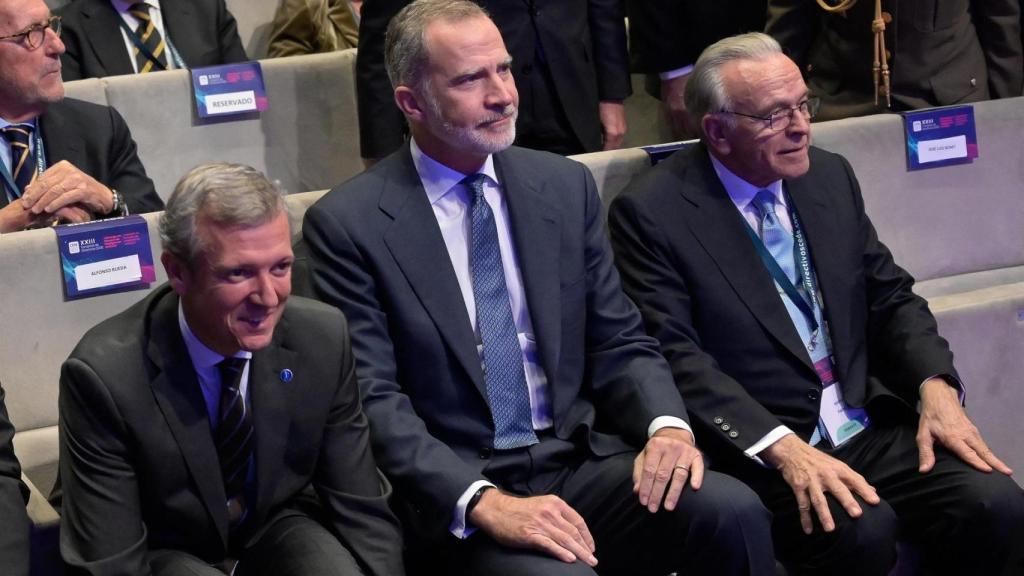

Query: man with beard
[303,1,775,574]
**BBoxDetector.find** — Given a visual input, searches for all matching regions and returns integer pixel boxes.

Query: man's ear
[395,86,426,122]
[702,114,733,157]
[161,251,190,296]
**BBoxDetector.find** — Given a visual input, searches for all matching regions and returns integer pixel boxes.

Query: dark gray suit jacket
[609,144,957,469]
[58,0,248,81]
[766,0,1023,120]
[0,383,29,576]
[39,98,164,215]
[303,145,687,536]
[58,285,403,576]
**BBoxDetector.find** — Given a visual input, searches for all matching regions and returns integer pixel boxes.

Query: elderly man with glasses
[609,32,1024,576]
[0,0,163,233]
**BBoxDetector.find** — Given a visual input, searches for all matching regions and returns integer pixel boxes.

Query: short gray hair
[384,0,490,91]
[159,163,288,264]
[684,32,783,138]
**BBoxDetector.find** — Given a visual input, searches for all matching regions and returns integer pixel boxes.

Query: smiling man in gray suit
[58,163,403,576]
[303,1,775,575]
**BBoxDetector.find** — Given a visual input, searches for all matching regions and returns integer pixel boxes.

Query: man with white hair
[610,32,1024,576]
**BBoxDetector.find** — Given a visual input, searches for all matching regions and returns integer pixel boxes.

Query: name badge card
[55,215,156,300]
[192,62,268,118]
[903,105,978,171]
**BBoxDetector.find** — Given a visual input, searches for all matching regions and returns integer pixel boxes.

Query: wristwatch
[466,485,495,520]
[108,188,128,217]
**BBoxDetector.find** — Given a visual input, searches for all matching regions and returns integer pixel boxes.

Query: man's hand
[21,160,114,217]
[762,434,880,534]
[469,489,598,567]
[660,74,693,140]
[598,100,627,151]
[918,378,1012,475]
[633,427,704,513]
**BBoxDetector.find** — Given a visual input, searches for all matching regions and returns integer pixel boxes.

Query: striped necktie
[129,3,168,73]
[215,357,253,528]
[464,174,538,450]
[1,124,36,204]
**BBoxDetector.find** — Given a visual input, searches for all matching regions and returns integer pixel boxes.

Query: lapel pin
[279,368,294,383]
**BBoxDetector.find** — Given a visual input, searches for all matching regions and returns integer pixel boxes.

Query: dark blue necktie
[215,357,253,527]
[1,124,36,204]
[464,174,538,450]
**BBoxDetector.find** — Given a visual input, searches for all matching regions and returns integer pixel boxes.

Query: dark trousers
[147,514,364,576]
[420,436,776,576]
[737,422,1024,576]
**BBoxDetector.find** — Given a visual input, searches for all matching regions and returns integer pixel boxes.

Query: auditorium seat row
[4,95,1022,574]
[62,49,364,201]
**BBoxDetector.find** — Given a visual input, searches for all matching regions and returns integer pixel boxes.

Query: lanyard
[116,14,186,71]
[742,193,821,336]
[0,127,46,200]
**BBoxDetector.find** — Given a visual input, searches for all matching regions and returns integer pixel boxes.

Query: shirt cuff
[449,480,496,539]
[659,65,694,81]
[745,426,796,467]
[918,374,966,411]
[648,416,694,439]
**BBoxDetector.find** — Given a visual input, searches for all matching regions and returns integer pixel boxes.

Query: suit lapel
[249,318,298,528]
[678,146,815,373]
[81,0,136,77]
[496,152,562,406]
[786,172,852,381]
[37,106,81,167]
[381,151,486,395]
[146,288,229,547]
[161,0,193,66]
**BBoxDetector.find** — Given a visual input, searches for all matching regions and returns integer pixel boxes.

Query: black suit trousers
[735,420,1024,576]
[147,513,363,576]
[418,437,775,576]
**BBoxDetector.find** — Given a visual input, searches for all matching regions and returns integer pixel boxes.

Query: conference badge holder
[192,62,269,119]
[55,215,156,300]
[903,105,978,171]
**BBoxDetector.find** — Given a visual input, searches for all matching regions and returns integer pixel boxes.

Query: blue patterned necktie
[464,174,538,450]
[1,124,36,204]
[752,190,797,285]
[215,357,253,527]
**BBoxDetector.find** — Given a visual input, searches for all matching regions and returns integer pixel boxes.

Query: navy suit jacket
[303,145,687,535]
[609,144,957,468]
[39,98,164,215]
[58,286,403,576]
[58,0,248,81]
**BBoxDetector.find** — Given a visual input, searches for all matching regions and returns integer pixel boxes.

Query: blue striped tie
[464,174,538,450]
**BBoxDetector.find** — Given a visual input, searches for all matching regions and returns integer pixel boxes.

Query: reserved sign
[56,215,156,300]
[192,61,269,119]
[903,105,978,171]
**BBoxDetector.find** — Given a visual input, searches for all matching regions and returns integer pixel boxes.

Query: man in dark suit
[609,33,1024,576]
[305,1,774,574]
[765,0,1023,121]
[59,163,403,576]
[59,0,248,81]
[0,382,30,576]
[357,0,630,162]
[625,0,766,139]
[0,0,163,233]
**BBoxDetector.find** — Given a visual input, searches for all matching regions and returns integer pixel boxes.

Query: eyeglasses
[720,97,820,131]
[0,16,62,50]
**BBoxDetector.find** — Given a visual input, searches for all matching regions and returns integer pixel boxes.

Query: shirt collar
[708,150,784,212]
[177,300,251,371]
[0,117,37,132]
[410,137,499,206]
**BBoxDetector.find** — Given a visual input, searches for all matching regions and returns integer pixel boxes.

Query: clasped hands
[0,160,114,232]
[764,378,1011,535]
[467,427,701,566]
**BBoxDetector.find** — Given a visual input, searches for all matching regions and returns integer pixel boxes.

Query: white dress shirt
[409,138,691,538]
